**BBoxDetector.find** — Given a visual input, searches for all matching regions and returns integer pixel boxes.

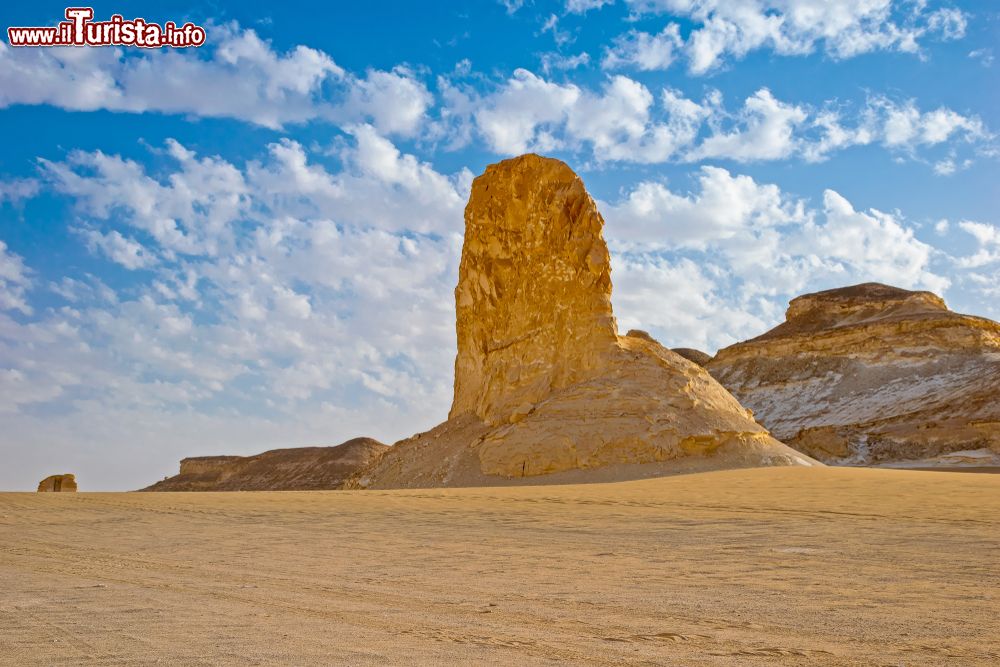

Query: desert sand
[2,466,997,666]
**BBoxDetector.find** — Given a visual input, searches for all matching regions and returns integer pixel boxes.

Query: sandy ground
[1,467,997,666]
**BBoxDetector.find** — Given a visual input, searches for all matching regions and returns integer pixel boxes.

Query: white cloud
[908,218,1000,319]
[602,167,949,352]
[41,141,249,257]
[0,241,32,314]
[926,8,967,41]
[474,69,580,153]
[932,157,968,176]
[804,96,986,162]
[798,190,946,293]
[566,76,665,160]
[0,131,471,490]
[878,98,985,149]
[0,23,433,135]
[611,255,771,350]
[465,71,707,162]
[540,14,574,47]
[604,165,806,247]
[498,0,527,14]
[566,0,615,13]
[969,48,994,67]
[955,220,1000,268]
[80,229,157,270]
[620,0,970,74]
[447,71,988,168]
[602,24,683,71]
[337,67,434,137]
[540,51,591,74]
[688,88,807,162]
[0,178,40,204]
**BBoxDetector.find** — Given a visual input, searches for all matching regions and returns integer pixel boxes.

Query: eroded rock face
[451,158,618,425]
[37,474,77,492]
[354,155,815,489]
[707,283,1000,464]
[142,438,387,491]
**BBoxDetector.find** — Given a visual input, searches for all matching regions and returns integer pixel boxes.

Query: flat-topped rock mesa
[707,283,1000,464]
[38,474,77,492]
[354,155,815,489]
[142,438,387,491]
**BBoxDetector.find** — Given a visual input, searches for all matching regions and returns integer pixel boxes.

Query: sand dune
[1,467,997,665]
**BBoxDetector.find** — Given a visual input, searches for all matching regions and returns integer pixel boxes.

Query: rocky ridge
[353,155,815,488]
[707,283,1000,464]
[143,438,387,491]
[670,347,713,366]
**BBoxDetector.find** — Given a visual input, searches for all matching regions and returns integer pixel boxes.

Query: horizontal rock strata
[707,283,1000,464]
[143,438,387,491]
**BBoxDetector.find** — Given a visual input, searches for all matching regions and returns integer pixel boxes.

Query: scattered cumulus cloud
[687,89,807,162]
[0,23,433,134]
[954,221,1000,268]
[0,178,41,204]
[498,0,528,14]
[540,51,591,74]
[968,48,994,67]
[616,0,970,74]
[80,229,157,270]
[602,167,952,349]
[566,0,615,14]
[604,165,807,248]
[0,241,32,314]
[602,24,683,71]
[540,14,574,46]
[444,71,989,168]
[1,131,472,488]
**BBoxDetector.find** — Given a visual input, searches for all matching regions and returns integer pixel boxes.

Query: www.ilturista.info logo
[7,7,206,48]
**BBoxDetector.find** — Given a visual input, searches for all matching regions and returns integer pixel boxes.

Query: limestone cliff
[142,438,387,491]
[37,474,77,492]
[707,283,1000,464]
[353,155,815,489]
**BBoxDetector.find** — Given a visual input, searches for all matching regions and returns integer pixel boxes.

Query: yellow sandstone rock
[354,155,815,489]
[707,283,1000,464]
[37,474,77,492]
[140,439,388,491]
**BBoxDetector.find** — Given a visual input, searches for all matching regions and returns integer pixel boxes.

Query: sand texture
[2,466,997,665]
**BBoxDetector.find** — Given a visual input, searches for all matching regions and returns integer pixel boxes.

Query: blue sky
[1,0,997,490]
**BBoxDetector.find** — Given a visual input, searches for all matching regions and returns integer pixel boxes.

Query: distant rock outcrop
[670,347,713,367]
[142,438,387,491]
[707,283,1000,464]
[626,331,713,366]
[38,474,77,492]
[353,155,815,489]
